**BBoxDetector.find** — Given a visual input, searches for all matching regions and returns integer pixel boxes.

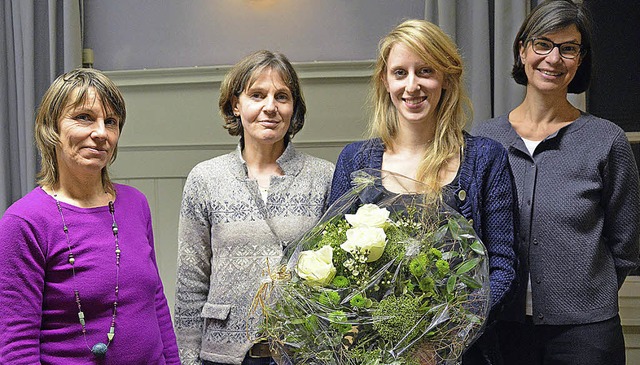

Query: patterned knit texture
[329,134,518,312]
[174,143,334,365]
[474,113,640,325]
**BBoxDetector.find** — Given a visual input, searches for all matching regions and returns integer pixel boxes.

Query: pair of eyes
[390,67,435,78]
[247,91,292,102]
[74,113,120,127]
[530,38,582,58]
[534,41,580,53]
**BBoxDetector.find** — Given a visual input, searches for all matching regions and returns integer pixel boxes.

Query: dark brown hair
[512,0,592,94]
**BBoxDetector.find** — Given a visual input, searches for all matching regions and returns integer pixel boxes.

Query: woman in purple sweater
[0,68,180,364]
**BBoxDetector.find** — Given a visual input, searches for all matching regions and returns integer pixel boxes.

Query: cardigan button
[457,190,467,201]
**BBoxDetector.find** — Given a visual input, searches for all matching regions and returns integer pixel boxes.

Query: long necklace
[53,192,121,358]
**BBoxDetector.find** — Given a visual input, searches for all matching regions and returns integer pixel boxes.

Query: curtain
[0,0,82,214]
[424,0,527,126]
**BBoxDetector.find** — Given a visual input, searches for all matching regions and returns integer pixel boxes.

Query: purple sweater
[0,184,179,364]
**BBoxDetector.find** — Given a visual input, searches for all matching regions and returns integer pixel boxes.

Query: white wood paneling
[621,276,640,364]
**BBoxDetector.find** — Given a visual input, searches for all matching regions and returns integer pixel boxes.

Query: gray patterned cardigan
[174,143,334,365]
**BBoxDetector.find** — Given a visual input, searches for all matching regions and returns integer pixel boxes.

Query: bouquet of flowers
[255,170,490,365]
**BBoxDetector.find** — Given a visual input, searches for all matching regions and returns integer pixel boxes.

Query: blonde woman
[329,20,517,364]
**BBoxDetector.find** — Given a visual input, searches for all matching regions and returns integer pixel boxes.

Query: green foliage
[260,203,489,364]
[332,275,351,288]
[373,295,424,345]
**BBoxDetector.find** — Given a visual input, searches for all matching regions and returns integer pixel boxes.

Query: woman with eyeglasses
[473,1,640,364]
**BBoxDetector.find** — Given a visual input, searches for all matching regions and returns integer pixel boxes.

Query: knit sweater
[0,184,179,365]
[473,113,640,325]
[174,143,334,365]
[328,134,518,310]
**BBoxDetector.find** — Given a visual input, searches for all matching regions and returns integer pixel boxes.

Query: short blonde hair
[34,68,126,195]
[370,19,472,199]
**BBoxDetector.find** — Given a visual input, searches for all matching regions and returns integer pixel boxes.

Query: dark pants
[496,315,625,365]
[462,325,504,365]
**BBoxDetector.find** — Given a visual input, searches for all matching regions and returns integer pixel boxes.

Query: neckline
[39,185,118,212]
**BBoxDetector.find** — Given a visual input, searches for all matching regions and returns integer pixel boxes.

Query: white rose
[296,245,337,286]
[340,227,387,262]
[345,204,390,228]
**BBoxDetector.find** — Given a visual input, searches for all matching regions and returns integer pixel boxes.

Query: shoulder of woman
[339,139,381,157]
[114,183,146,200]
[183,154,235,185]
[1,188,52,222]
[465,133,506,154]
[471,114,509,136]
[579,113,625,134]
[304,154,335,170]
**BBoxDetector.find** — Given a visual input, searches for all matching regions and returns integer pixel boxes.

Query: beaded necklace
[54,192,121,358]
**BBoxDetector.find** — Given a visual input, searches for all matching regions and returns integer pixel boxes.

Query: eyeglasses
[529,37,584,59]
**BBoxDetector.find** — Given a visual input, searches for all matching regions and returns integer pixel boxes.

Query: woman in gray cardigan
[473,1,640,364]
[174,50,334,365]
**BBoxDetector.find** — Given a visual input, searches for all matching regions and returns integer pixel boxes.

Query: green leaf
[459,274,482,289]
[456,257,480,275]
[446,275,457,294]
[448,219,461,239]
[442,251,458,260]
[470,241,486,255]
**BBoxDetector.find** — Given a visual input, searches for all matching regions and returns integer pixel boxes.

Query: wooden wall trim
[105,60,375,86]
[117,140,355,152]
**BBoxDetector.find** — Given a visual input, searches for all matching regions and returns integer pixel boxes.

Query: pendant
[91,342,108,357]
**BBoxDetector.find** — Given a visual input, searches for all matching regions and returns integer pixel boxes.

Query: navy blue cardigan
[328,134,518,310]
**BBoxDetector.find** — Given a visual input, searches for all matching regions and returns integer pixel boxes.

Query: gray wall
[84,0,425,70]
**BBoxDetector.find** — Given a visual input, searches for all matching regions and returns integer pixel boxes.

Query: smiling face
[233,68,293,149]
[56,88,121,179]
[383,43,445,128]
[520,24,583,95]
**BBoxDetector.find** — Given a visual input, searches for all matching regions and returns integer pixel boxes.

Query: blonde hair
[34,68,126,196]
[370,19,472,201]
